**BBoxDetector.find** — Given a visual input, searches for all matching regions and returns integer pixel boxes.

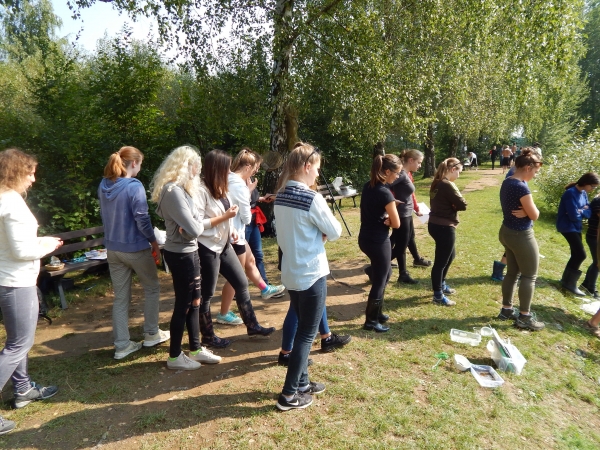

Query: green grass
[2,168,600,448]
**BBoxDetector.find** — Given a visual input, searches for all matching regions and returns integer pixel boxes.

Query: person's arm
[162,187,205,238]
[311,194,343,241]
[385,201,401,228]
[4,194,62,259]
[447,182,468,211]
[518,194,539,221]
[129,181,157,243]
[230,179,252,225]
[562,190,587,223]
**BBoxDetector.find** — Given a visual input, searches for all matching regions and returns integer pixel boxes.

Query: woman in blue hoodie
[99,146,170,360]
[557,172,600,295]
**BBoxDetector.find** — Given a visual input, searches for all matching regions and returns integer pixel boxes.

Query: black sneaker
[0,416,16,435]
[515,313,545,331]
[276,392,313,411]
[398,273,419,284]
[321,333,352,353]
[201,335,231,349]
[247,325,276,337]
[277,352,313,367]
[497,307,519,321]
[13,382,58,409]
[413,257,432,267]
[299,381,326,395]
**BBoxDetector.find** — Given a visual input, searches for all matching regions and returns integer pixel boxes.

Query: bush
[537,129,600,209]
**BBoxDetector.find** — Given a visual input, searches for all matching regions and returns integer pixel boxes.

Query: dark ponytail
[565,172,600,190]
[369,154,402,187]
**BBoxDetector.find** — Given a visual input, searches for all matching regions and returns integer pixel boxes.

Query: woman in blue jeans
[274,142,342,411]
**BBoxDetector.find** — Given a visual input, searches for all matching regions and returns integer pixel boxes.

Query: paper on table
[417,202,430,224]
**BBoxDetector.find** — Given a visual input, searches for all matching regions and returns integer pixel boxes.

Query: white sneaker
[143,329,171,347]
[189,347,222,364]
[167,352,201,370]
[114,341,142,360]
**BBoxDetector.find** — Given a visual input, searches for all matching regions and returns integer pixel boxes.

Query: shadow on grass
[4,391,277,448]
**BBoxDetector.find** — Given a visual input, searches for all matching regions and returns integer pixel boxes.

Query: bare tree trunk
[423,123,435,178]
[449,134,459,158]
[373,141,385,158]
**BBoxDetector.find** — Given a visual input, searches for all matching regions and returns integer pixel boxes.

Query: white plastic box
[486,340,527,375]
[450,329,482,346]
[470,364,505,388]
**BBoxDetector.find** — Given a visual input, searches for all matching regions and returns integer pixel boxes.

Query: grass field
[1,165,600,449]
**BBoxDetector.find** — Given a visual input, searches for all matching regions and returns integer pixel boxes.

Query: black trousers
[359,236,392,299]
[428,222,456,293]
[561,232,587,270]
[391,216,413,273]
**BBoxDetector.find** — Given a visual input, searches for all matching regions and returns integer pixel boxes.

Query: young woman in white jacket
[217,148,285,325]
[196,149,275,348]
[0,148,63,434]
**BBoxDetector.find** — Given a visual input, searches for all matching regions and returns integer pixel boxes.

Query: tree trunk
[269,0,294,156]
[449,134,460,158]
[423,123,435,178]
[373,141,385,158]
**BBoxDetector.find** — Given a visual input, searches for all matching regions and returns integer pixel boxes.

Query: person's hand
[53,238,63,250]
[415,211,423,217]
[151,241,161,264]
[383,217,391,226]
[259,195,275,203]
[512,208,528,218]
[178,226,184,234]
[231,230,239,243]
[225,205,239,219]
[322,234,328,243]
[583,205,589,210]
[247,177,258,192]
[395,199,405,204]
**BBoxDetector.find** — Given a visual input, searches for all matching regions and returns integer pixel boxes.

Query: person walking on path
[0,148,63,434]
[501,145,512,174]
[99,146,170,360]
[557,172,600,295]
[428,158,467,306]
[497,149,545,331]
[489,145,498,170]
[274,142,342,411]
[152,145,221,370]
[359,154,401,331]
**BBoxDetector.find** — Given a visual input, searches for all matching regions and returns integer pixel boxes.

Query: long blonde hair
[150,145,202,202]
[431,157,461,190]
[103,146,143,181]
[276,142,320,191]
[0,148,38,195]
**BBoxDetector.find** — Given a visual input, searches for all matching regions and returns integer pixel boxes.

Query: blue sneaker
[442,282,456,295]
[433,294,456,306]
[216,311,243,325]
[261,284,285,299]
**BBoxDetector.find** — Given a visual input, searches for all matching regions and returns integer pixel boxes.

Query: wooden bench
[38,226,107,310]
[317,182,359,212]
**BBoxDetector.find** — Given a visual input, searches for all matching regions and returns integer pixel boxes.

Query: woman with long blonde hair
[274,142,342,411]
[428,158,467,306]
[99,146,169,360]
[151,145,222,370]
[0,148,63,433]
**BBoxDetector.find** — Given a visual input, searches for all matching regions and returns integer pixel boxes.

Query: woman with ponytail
[274,142,342,411]
[428,158,467,306]
[196,149,275,349]
[99,146,169,360]
[390,149,428,285]
[359,154,401,332]
[556,172,600,295]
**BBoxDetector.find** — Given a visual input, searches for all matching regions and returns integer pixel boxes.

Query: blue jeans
[0,286,38,393]
[282,276,327,395]
[245,222,268,284]
[281,304,330,352]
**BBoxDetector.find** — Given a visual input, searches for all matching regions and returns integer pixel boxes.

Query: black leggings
[163,249,201,358]
[391,216,413,272]
[561,232,587,270]
[198,242,252,313]
[359,236,392,299]
[428,222,456,293]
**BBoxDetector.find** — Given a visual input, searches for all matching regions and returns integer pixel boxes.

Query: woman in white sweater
[196,149,275,348]
[217,148,285,325]
[0,148,63,434]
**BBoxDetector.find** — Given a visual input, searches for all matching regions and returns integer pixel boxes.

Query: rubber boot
[561,267,586,296]
[378,298,389,324]
[236,295,275,337]
[581,263,599,297]
[491,261,506,282]
[199,311,231,348]
[363,298,390,332]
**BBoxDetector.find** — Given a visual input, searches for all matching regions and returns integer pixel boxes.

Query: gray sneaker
[114,340,143,359]
[0,416,15,435]
[515,313,545,331]
[143,329,171,347]
[13,382,58,409]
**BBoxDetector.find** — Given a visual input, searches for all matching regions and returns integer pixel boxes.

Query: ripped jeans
[163,249,201,358]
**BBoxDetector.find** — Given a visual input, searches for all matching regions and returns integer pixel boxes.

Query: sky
[51,0,158,53]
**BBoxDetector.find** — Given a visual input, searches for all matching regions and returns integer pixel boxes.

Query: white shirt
[274,181,342,291]
[227,172,252,245]
[0,190,57,287]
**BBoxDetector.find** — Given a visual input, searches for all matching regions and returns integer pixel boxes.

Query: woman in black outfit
[428,157,467,306]
[359,154,401,332]
[391,149,424,285]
